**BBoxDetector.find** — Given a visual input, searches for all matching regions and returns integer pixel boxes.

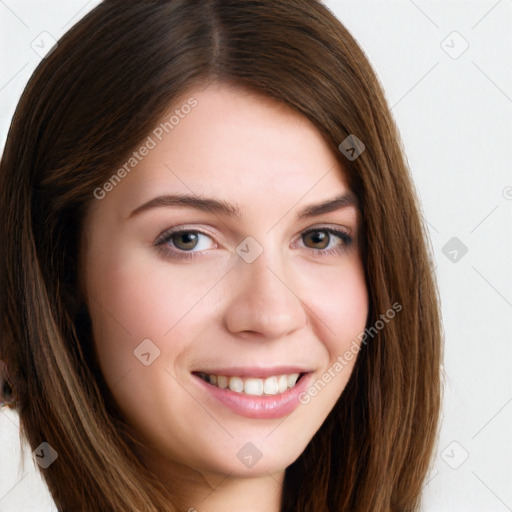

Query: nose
[223,245,308,340]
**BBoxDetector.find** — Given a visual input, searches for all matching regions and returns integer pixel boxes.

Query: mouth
[192,371,307,396]
[191,366,314,419]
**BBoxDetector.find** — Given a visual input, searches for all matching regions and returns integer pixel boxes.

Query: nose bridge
[223,238,307,339]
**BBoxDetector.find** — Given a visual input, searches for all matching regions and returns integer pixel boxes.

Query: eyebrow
[128,192,358,220]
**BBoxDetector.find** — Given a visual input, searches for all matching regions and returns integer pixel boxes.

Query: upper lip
[192,366,313,378]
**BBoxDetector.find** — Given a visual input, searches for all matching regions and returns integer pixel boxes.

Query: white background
[1,1,511,510]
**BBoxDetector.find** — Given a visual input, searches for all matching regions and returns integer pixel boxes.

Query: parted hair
[0,1,443,510]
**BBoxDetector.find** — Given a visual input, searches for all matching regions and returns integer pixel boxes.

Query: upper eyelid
[155,223,352,238]
[154,225,216,247]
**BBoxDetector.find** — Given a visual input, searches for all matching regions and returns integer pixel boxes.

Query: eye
[154,228,216,260]
[298,227,353,257]
[154,225,353,261]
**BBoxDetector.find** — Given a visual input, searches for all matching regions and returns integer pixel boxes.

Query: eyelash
[153,226,353,261]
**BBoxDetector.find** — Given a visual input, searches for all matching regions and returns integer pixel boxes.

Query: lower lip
[192,373,312,419]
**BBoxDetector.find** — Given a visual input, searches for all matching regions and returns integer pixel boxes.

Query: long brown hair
[0,1,443,510]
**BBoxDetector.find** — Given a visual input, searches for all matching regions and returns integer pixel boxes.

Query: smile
[194,371,305,396]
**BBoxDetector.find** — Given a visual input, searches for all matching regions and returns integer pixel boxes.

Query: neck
[145,452,285,512]
[184,471,284,512]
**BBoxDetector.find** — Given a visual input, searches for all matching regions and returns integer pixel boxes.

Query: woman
[0,1,443,510]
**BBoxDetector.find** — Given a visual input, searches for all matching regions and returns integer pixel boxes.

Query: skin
[80,82,369,512]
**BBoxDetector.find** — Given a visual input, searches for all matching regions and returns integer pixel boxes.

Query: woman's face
[81,82,368,483]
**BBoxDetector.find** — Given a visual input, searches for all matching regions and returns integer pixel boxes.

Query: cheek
[84,251,199,441]
[90,247,227,332]
[305,257,368,357]
[84,244,226,389]
[294,259,368,415]
[84,246,177,383]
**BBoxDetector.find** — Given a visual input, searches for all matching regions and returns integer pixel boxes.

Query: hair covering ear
[0,359,17,407]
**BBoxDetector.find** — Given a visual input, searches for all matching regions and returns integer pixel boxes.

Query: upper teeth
[198,373,301,396]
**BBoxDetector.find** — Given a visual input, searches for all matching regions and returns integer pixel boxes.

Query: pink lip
[192,371,313,419]
[192,366,312,378]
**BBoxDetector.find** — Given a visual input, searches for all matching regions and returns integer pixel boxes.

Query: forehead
[94,82,354,222]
